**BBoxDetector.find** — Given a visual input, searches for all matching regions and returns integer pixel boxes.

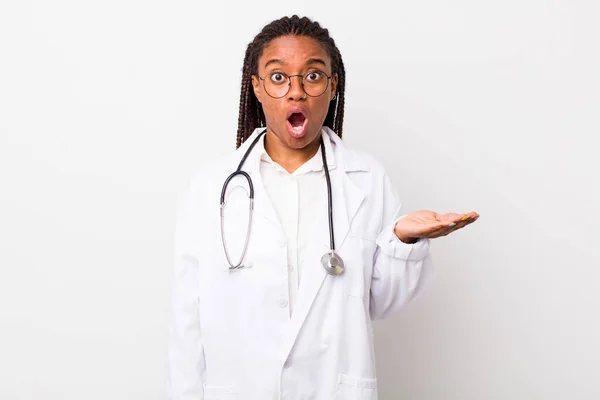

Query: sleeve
[369,173,435,320]
[166,182,206,399]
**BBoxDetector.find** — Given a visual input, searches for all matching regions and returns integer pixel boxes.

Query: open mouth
[289,112,305,128]
[286,108,308,138]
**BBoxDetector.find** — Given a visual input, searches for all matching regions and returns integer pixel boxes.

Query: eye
[305,71,323,82]
[269,72,287,84]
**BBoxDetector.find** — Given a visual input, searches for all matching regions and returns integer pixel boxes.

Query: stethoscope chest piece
[321,252,345,275]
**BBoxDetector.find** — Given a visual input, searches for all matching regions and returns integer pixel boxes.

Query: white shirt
[258,129,336,315]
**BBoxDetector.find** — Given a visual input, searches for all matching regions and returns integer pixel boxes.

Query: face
[251,35,338,151]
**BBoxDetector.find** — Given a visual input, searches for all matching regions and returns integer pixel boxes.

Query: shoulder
[187,155,232,198]
[326,128,388,178]
[189,128,265,186]
[178,150,235,209]
[341,147,392,199]
[345,147,388,175]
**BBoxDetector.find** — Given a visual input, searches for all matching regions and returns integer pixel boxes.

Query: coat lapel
[225,128,370,362]
[281,129,368,362]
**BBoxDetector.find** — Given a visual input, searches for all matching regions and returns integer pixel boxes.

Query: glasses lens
[264,72,289,98]
[263,70,330,98]
[303,70,329,97]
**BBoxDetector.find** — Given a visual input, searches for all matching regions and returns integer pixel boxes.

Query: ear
[251,75,261,103]
[330,73,339,100]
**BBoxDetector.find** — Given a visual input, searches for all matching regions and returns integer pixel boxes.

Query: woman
[167,15,478,400]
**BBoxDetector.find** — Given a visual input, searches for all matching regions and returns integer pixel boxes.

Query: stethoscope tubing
[220,128,341,274]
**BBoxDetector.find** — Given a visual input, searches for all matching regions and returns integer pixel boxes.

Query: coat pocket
[334,374,377,399]
[203,384,239,400]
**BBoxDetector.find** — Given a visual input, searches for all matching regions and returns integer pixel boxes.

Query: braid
[236,15,346,148]
[324,50,346,139]
[236,59,264,148]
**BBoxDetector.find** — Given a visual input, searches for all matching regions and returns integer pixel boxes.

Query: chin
[286,127,321,146]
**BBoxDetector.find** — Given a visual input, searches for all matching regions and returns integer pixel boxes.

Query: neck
[264,130,321,174]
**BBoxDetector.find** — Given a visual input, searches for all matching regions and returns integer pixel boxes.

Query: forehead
[259,35,331,70]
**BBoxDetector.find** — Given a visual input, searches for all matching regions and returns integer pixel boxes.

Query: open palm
[394,210,480,243]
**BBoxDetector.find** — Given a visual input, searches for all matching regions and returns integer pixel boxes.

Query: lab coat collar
[224,126,370,174]
[259,128,336,175]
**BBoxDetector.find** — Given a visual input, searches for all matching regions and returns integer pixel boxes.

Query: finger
[416,212,480,238]
[422,220,460,237]
[445,216,480,235]
[438,213,464,223]
[430,219,469,237]
[463,211,480,220]
[443,213,479,226]
[425,215,479,238]
[440,211,480,222]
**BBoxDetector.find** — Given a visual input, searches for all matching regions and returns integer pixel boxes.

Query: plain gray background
[1,0,598,399]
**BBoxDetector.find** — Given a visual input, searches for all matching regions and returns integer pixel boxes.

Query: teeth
[292,125,303,133]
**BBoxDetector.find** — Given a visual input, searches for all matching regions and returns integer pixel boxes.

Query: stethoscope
[219,129,345,275]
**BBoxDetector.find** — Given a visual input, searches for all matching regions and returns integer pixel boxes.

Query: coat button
[277,298,288,308]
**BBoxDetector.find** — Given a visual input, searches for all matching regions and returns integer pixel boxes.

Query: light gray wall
[1,0,598,399]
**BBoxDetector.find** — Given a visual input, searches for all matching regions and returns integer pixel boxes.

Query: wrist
[394,225,419,244]
[398,236,419,244]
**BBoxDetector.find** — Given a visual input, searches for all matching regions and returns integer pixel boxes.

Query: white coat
[167,127,435,400]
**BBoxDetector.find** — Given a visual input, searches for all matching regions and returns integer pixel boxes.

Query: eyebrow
[263,57,328,70]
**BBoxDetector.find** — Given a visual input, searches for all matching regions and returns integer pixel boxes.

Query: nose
[287,75,305,101]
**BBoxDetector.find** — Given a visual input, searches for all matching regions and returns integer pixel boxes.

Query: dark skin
[251,35,479,243]
[251,35,338,174]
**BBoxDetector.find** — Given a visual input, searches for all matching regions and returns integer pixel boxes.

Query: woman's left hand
[393,210,480,244]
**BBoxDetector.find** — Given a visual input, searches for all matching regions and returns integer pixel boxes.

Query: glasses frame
[257,69,333,99]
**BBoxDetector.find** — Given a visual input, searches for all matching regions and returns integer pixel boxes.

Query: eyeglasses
[257,69,332,99]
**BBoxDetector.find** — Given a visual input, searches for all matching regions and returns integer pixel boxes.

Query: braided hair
[236,15,346,148]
